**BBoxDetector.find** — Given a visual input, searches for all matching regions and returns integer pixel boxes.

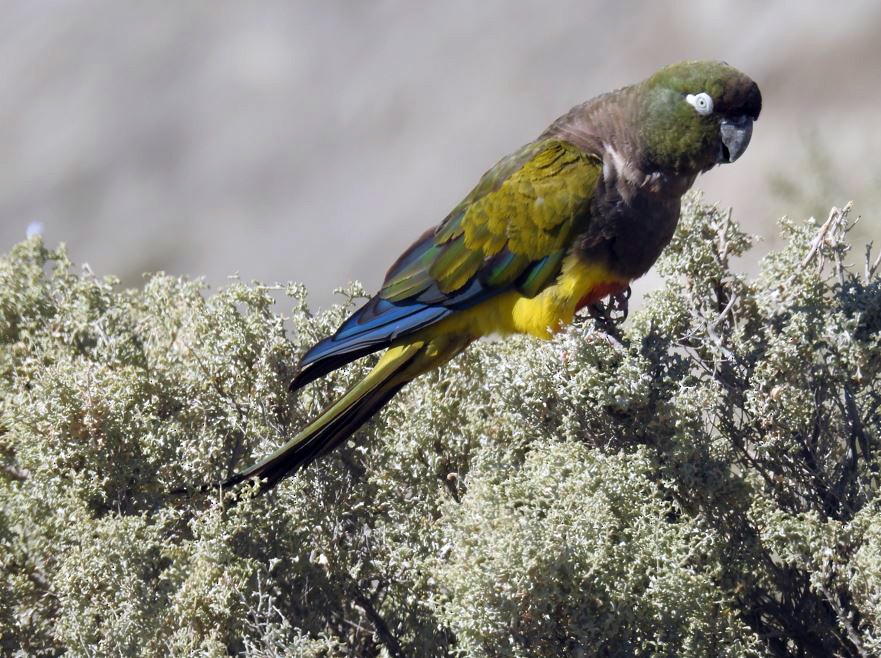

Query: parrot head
[637,60,762,174]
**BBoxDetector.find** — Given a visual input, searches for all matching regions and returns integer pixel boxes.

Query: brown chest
[576,172,685,280]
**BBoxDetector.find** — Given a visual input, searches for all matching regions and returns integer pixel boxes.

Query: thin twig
[802,203,853,270]
[818,582,871,658]
[349,580,408,658]
[715,206,734,264]
[709,292,738,332]
[802,206,839,268]
[865,242,881,283]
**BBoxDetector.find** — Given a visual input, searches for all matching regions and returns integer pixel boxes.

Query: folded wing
[292,139,601,390]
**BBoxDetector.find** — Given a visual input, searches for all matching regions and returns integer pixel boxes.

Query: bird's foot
[587,286,631,328]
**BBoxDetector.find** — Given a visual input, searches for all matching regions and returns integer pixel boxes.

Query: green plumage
[638,61,762,172]
[212,60,762,494]
[382,140,601,302]
[518,250,565,298]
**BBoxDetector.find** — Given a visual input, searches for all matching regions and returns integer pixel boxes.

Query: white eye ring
[686,92,714,116]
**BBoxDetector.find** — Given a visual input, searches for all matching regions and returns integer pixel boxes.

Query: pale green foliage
[435,444,758,657]
[1,196,879,657]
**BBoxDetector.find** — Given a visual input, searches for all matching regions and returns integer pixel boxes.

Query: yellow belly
[420,255,627,341]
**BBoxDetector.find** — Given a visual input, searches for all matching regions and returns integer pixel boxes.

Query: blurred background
[1,1,879,308]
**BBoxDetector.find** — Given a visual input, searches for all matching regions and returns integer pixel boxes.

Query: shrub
[1,195,879,657]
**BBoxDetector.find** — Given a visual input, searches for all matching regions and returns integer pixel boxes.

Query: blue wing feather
[291,275,500,392]
[291,299,450,390]
[305,301,449,365]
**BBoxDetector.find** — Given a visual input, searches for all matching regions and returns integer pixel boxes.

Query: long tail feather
[226,342,422,491]
[216,333,470,494]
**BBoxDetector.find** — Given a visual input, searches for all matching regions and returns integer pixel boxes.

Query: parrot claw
[614,286,632,321]
[585,286,631,329]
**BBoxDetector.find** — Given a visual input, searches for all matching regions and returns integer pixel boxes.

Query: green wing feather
[291,139,602,391]
[381,139,601,305]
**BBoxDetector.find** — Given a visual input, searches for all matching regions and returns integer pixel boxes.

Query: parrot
[218,60,761,494]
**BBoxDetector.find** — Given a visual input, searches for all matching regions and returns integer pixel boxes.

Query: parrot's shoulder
[436,139,602,247]
[381,139,602,300]
[452,140,601,261]
[380,139,602,299]
[451,138,602,219]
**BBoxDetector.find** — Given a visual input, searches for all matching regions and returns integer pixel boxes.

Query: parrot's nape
[197,60,761,495]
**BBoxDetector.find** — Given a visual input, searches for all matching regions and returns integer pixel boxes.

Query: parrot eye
[686,92,714,116]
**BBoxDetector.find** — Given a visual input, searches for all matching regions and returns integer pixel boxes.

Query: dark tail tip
[291,326,395,393]
[289,363,320,392]
[289,344,331,391]
[168,470,259,501]
[289,344,376,393]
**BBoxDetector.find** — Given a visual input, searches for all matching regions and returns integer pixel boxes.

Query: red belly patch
[575,280,629,312]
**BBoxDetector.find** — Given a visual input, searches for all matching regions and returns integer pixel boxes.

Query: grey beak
[719,115,753,163]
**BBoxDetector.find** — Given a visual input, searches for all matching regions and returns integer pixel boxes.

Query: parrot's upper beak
[718,115,753,163]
